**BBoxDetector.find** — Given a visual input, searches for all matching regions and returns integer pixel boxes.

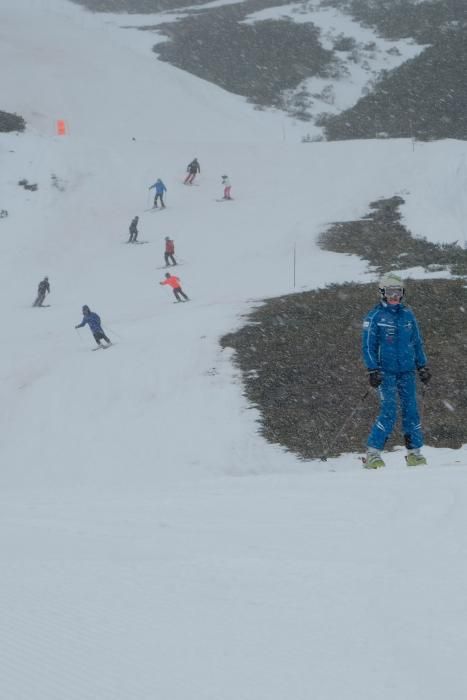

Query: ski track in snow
[1,0,467,698]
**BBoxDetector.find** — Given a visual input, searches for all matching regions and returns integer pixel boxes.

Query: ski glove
[368,369,383,388]
[418,366,431,384]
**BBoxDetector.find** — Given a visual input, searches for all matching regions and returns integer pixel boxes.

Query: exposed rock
[0,110,25,133]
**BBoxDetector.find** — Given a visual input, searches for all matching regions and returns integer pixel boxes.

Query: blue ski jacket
[149,179,166,194]
[362,302,427,373]
[76,311,103,334]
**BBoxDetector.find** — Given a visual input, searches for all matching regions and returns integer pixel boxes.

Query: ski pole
[420,384,428,424]
[105,325,123,340]
[320,389,369,461]
[311,414,329,460]
[75,327,84,345]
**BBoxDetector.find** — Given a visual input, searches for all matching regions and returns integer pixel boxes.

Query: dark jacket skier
[128,216,139,243]
[33,277,50,307]
[75,305,111,347]
[184,158,200,185]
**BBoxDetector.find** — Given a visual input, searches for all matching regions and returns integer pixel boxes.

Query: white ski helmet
[379,273,405,303]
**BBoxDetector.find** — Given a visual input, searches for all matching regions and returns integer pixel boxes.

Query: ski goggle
[384,286,404,302]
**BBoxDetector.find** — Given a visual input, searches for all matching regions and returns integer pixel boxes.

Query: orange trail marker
[56,120,67,135]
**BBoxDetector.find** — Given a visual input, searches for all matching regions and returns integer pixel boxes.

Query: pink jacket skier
[221,175,232,200]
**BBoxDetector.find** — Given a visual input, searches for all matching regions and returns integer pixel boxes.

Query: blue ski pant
[368,370,423,450]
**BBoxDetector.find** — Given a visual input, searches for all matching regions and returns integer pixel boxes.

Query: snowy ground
[1,0,467,698]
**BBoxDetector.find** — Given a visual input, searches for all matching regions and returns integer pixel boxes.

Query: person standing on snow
[33,276,50,307]
[164,236,177,267]
[160,273,189,302]
[221,175,232,200]
[75,305,112,347]
[149,179,167,208]
[128,215,139,243]
[362,273,431,468]
[184,158,200,185]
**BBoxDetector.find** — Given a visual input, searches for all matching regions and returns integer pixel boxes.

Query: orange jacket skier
[160,273,189,302]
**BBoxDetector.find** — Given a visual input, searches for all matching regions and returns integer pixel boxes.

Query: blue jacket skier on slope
[75,305,112,348]
[362,273,431,469]
[148,178,167,209]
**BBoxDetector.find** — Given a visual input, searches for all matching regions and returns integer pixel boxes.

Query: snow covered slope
[1,1,467,698]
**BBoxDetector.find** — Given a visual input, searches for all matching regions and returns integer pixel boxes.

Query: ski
[156,263,184,270]
[123,240,149,244]
[215,198,234,202]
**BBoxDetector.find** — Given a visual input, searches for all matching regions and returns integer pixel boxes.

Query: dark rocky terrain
[312,0,467,139]
[0,110,25,133]
[222,277,467,460]
[69,0,208,9]
[153,2,336,109]
[321,27,467,140]
[319,196,467,276]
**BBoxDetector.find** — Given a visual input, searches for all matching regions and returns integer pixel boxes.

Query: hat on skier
[379,273,404,304]
[165,236,170,240]
[82,305,90,313]
[165,273,171,278]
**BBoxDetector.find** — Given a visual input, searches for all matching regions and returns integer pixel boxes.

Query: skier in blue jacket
[148,178,167,209]
[75,305,112,347]
[362,274,431,468]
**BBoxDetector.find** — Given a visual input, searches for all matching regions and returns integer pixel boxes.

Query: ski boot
[405,449,427,467]
[363,449,385,469]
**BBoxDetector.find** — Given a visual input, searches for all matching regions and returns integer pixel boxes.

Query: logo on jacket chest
[377,320,396,343]
[380,318,412,344]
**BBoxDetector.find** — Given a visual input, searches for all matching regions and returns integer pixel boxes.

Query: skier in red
[164,236,177,267]
[160,273,189,302]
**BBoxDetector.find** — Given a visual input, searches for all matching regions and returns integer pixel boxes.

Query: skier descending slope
[164,236,177,267]
[362,274,431,468]
[160,273,189,302]
[221,175,232,200]
[128,215,139,243]
[75,305,112,348]
[184,158,200,185]
[148,179,167,209]
[33,276,50,307]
